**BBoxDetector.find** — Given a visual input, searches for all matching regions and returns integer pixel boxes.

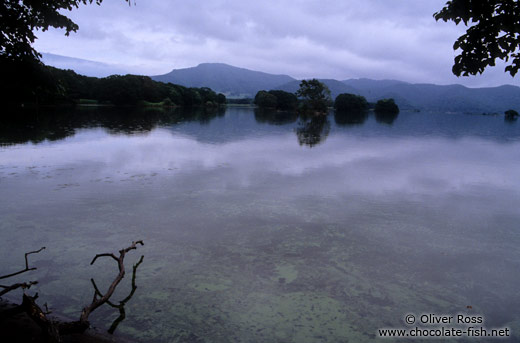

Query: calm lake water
[1,106,520,342]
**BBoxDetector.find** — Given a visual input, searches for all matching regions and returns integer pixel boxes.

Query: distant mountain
[152,63,295,98]
[153,63,520,112]
[41,53,133,78]
[342,78,409,94]
[342,79,520,113]
[42,54,520,113]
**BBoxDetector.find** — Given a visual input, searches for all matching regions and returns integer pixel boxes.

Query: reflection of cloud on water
[2,125,520,342]
[2,129,520,199]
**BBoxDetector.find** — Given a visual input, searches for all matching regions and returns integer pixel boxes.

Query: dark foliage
[374,98,400,115]
[254,90,297,110]
[227,98,253,105]
[0,0,130,62]
[267,90,298,110]
[0,58,57,106]
[0,59,226,109]
[296,116,330,147]
[296,79,332,113]
[0,1,228,111]
[254,91,277,109]
[505,109,519,121]
[334,93,369,112]
[216,93,226,105]
[434,0,520,77]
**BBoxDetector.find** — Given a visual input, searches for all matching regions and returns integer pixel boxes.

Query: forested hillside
[0,60,226,109]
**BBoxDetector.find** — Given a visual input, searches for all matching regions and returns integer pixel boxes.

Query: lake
[1,106,519,342]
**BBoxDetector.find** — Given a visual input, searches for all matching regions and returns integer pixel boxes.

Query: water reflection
[374,110,399,125]
[334,109,369,126]
[254,108,298,125]
[1,107,520,342]
[1,107,402,147]
[295,114,331,147]
[0,106,225,146]
[4,106,520,148]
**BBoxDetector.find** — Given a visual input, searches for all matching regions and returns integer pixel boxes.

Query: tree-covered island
[254,80,400,121]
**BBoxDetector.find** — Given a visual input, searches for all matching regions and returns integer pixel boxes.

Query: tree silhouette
[435,0,520,77]
[1,0,130,62]
[334,93,369,112]
[296,79,331,114]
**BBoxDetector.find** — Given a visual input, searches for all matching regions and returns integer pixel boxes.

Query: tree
[434,0,520,77]
[184,88,203,107]
[0,0,130,62]
[216,93,227,105]
[267,90,298,110]
[254,90,297,110]
[505,109,519,121]
[198,87,217,105]
[168,85,185,106]
[0,0,130,108]
[296,79,331,114]
[254,90,278,108]
[334,93,369,112]
[375,98,400,125]
[374,98,399,114]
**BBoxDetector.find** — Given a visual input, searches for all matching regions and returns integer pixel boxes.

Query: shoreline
[0,299,135,343]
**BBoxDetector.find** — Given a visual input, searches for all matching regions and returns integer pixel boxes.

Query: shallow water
[1,107,519,342]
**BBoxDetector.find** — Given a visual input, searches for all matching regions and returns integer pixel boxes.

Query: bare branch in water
[0,247,45,280]
[3,241,144,341]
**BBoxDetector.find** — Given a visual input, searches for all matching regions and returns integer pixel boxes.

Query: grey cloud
[33,0,520,87]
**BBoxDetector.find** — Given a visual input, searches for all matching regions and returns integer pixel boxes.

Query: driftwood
[99,255,144,334]
[0,280,38,297]
[0,241,144,342]
[80,240,144,324]
[0,247,45,297]
[0,247,45,280]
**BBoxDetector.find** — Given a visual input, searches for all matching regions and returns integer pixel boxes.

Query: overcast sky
[34,0,519,87]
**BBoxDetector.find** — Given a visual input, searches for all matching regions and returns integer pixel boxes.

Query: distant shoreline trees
[0,63,226,109]
[254,87,401,124]
[254,90,298,110]
[1,0,216,111]
[296,79,331,114]
[333,93,369,126]
[374,98,400,125]
[334,93,369,112]
[505,109,519,122]
[254,79,332,114]
[374,98,399,115]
